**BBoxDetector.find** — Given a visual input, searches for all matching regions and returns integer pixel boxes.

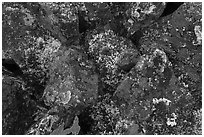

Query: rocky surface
[2,2,202,135]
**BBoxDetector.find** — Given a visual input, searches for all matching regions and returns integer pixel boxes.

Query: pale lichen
[27,114,59,135]
[166,113,177,127]
[153,97,172,106]
[57,90,72,105]
[193,25,202,45]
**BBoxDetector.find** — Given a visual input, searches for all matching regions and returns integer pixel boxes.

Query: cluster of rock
[2,2,202,135]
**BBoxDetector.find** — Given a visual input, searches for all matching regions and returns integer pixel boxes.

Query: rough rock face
[2,2,202,135]
[26,47,98,135]
[86,29,139,93]
[111,46,173,133]
[43,48,98,108]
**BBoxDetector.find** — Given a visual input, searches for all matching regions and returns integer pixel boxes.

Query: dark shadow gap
[160,2,184,18]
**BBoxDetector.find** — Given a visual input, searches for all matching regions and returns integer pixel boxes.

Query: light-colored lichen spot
[23,13,35,26]
[142,4,156,14]
[20,7,35,26]
[166,113,177,127]
[153,97,171,106]
[58,90,72,105]
[193,25,202,45]
[153,48,167,64]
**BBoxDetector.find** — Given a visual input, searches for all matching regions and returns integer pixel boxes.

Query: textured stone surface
[2,2,202,135]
